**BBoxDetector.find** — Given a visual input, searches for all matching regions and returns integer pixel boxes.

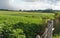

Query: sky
[0,0,60,10]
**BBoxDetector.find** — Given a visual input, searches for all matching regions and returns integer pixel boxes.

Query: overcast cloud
[0,0,60,10]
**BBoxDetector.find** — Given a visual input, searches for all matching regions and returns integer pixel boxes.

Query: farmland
[0,11,59,38]
[0,11,54,24]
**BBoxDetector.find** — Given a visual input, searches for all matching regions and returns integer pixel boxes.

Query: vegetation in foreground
[0,11,59,38]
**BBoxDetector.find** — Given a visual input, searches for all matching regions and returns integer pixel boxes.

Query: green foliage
[0,11,55,38]
[0,22,26,38]
[13,22,44,38]
[53,12,60,35]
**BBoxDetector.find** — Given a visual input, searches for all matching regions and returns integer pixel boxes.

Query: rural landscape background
[0,9,60,38]
[0,0,60,38]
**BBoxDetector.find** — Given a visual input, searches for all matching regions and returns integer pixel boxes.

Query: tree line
[0,9,59,13]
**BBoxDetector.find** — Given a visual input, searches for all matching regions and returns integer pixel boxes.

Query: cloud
[10,0,52,10]
[0,0,60,10]
[22,0,38,2]
[0,0,16,10]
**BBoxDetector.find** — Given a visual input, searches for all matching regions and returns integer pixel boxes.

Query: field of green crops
[0,11,54,24]
[0,11,59,38]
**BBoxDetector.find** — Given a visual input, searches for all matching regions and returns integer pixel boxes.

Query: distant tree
[42,9,54,13]
[19,10,21,11]
[0,9,9,11]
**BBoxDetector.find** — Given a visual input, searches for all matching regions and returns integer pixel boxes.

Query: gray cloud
[0,0,15,10]
[23,0,37,2]
[0,0,60,10]
[0,0,8,8]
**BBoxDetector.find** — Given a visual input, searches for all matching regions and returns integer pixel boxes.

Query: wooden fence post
[47,19,53,38]
[40,19,54,38]
[36,35,41,38]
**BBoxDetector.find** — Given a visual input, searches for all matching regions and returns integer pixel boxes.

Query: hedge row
[0,21,46,38]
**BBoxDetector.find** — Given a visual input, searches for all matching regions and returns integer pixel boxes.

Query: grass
[0,11,54,24]
[0,11,59,38]
[53,35,60,38]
